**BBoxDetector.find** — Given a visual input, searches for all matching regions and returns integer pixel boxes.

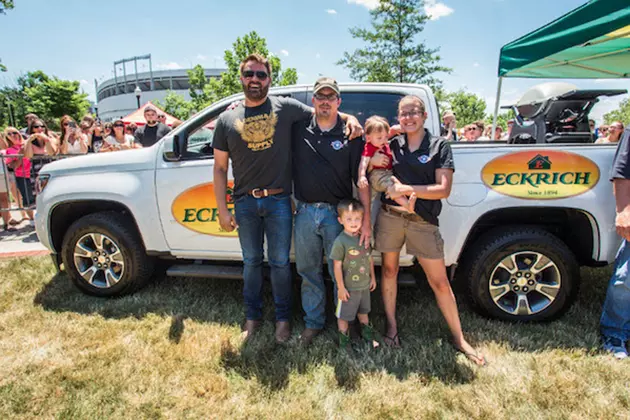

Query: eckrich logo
[171,182,238,236]
[481,151,600,200]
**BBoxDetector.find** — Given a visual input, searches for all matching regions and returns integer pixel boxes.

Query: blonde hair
[2,126,20,147]
[364,116,390,135]
[398,95,426,114]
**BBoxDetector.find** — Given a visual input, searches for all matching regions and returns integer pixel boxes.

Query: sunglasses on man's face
[242,70,268,80]
[314,93,339,102]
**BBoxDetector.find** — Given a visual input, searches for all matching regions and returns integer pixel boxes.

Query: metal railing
[0,153,74,212]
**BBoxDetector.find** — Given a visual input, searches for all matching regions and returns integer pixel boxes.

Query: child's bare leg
[393,193,417,213]
[337,319,349,334]
[357,313,369,326]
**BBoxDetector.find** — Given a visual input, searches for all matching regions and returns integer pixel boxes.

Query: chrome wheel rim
[488,251,561,316]
[73,233,125,288]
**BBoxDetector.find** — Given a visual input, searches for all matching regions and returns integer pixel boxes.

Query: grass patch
[0,256,628,418]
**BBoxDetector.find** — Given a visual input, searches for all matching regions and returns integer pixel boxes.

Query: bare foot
[453,338,486,366]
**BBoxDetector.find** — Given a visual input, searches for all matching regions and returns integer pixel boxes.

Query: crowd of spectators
[0,106,172,230]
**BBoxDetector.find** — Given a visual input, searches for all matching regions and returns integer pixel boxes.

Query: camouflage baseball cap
[313,76,340,95]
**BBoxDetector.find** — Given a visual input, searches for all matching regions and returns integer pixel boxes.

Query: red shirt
[362,142,392,170]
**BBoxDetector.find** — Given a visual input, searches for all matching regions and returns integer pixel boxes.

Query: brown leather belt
[248,188,284,198]
[381,204,424,222]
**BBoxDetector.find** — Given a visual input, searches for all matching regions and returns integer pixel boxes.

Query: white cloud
[473,62,480,68]
[424,0,454,20]
[326,9,337,14]
[156,62,183,70]
[280,50,289,56]
[80,79,89,85]
[196,54,208,61]
[347,0,379,10]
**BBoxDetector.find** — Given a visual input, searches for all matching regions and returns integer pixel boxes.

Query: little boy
[357,116,416,213]
[330,199,379,350]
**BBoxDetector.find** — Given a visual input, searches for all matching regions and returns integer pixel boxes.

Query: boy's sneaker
[602,336,628,359]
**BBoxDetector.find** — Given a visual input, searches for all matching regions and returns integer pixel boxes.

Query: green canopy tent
[491,0,630,135]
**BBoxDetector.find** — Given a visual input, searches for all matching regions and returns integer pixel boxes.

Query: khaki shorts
[369,169,393,193]
[374,206,444,259]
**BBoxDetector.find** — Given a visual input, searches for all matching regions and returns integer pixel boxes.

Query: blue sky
[1,0,627,123]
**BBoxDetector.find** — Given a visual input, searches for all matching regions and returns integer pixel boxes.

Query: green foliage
[603,97,630,126]
[0,71,90,129]
[154,91,193,121]
[337,0,450,90]
[485,110,515,130]
[187,31,298,111]
[442,90,487,126]
[0,0,15,71]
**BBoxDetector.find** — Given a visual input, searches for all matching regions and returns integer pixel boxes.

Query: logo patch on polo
[331,140,344,150]
[418,155,430,164]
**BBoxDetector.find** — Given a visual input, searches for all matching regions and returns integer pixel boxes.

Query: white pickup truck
[35,82,622,322]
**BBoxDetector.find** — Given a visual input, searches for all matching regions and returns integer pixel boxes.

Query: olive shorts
[374,206,444,259]
[335,288,371,321]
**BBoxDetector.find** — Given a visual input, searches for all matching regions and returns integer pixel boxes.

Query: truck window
[307,92,405,126]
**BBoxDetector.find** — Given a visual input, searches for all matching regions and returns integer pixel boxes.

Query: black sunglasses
[114,124,124,128]
[32,125,44,128]
[242,70,268,80]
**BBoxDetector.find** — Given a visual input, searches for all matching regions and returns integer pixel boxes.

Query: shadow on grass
[33,270,477,390]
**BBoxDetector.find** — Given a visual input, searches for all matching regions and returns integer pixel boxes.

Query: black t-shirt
[90,135,104,153]
[440,125,457,141]
[134,123,171,147]
[292,115,363,205]
[382,130,455,226]
[213,96,312,197]
[611,127,630,181]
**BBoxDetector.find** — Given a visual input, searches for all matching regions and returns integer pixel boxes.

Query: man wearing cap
[134,106,171,147]
[292,77,371,346]
[440,111,457,141]
[213,54,363,344]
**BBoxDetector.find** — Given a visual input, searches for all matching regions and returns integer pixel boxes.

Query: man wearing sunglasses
[213,54,363,344]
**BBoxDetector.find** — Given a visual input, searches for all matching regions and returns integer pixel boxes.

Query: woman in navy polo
[373,95,485,365]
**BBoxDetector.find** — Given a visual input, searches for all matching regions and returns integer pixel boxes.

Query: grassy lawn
[0,257,629,419]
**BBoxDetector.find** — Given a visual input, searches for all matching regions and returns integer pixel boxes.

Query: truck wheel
[61,211,154,297]
[461,227,579,322]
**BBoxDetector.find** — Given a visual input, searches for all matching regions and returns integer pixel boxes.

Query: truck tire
[460,226,579,322]
[61,211,155,297]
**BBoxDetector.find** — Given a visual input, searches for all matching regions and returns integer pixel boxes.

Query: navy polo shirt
[381,130,454,225]
[292,115,364,205]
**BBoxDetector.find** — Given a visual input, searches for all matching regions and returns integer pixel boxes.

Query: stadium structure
[95,54,224,121]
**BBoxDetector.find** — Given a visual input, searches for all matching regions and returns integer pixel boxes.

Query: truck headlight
[36,174,50,194]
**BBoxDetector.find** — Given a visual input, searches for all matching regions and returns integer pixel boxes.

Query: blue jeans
[294,201,343,330]
[600,239,630,341]
[234,194,293,322]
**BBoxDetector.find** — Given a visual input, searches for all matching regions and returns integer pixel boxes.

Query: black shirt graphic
[213,96,312,198]
[292,115,364,205]
[381,130,454,226]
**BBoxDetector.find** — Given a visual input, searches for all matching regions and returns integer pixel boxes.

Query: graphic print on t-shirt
[234,111,278,151]
[346,247,368,283]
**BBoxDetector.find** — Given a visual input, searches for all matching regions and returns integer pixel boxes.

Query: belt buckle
[251,188,263,198]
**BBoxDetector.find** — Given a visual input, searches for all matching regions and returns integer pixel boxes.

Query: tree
[0,71,90,129]
[442,90,487,126]
[604,97,630,126]
[187,31,298,111]
[485,110,515,131]
[154,91,193,121]
[337,0,451,90]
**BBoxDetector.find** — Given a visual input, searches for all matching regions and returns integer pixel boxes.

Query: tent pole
[492,77,503,140]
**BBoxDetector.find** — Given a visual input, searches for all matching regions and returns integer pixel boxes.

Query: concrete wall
[96,89,192,122]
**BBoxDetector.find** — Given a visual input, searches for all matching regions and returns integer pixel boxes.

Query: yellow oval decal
[171,182,238,236]
[481,150,600,200]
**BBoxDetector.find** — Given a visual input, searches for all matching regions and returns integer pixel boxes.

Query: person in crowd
[440,111,457,141]
[482,125,492,139]
[600,125,630,359]
[125,123,137,136]
[80,115,95,146]
[5,126,35,222]
[103,122,113,139]
[291,77,368,346]
[370,95,485,365]
[493,125,504,140]
[19,113,39,138]
[598,124,609,139]
[505,119,514,140]
[589,119,597,142]
[461,124,476,142]
[134,106,171,147]
[171,120,182,129]
[59,115,88,155]
[596,121,625,144]
[1,128,28,223]
[90,122,105,153]
[157,112,167,125]
[213,54,362,343]
[24,119,59,214]
[473,121,488,140]
[100,120,136,152]
[331,199,378,351]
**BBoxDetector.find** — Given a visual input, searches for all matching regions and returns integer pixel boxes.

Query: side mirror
[163,134,186,161]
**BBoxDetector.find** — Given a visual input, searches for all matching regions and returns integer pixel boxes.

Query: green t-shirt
[330,231,372,291]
